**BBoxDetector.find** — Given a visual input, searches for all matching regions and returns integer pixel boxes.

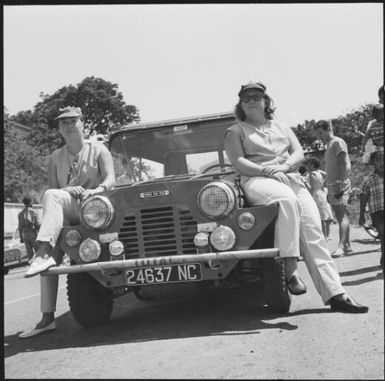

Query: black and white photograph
[3,3,384,379]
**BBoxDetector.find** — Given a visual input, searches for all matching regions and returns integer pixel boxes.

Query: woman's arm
[263,127,304,175]
[97,147,116,190]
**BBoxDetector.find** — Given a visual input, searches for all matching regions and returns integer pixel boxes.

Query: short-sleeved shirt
[51,140,107,189]
[360,173,384,214]
[325,136,351,185]
[225,120,304,186]
[366,120,383,148]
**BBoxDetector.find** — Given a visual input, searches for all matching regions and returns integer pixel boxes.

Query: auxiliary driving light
[79,238,101,262]
[210,225,236,251]
[64,230,82,247]
[109,240,124,256]
[193,232,209,248]
[238,212,256,230]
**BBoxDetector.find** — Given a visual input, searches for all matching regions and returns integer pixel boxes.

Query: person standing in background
[18,196,40,262]
[359,150,384,268]
[306,157,334,240]
[313,120,352,258]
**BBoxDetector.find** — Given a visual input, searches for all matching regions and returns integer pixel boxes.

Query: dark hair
[234,93,276,121]
[298,165,307,175]
[22,197,32,206]
[370,150,383,164]
[372,103,384,119]
[307,157,321,169]
[313,120,330,131]
[378,85,384,100]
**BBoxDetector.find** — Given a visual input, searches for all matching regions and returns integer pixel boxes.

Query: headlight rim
[197,181,236,220]
[80,195,114,231]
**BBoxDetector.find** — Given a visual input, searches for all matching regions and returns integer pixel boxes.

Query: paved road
[4,225,384,379]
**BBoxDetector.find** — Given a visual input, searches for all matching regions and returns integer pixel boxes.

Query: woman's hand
[65,186,85,199]
[262,164,290,176]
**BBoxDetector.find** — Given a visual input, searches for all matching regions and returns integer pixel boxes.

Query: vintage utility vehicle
[45,112,291,327]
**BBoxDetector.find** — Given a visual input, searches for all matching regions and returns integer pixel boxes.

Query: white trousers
[244,176,345,304]
[38,189,81,313]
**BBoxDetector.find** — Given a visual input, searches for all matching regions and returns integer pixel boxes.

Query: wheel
[261,258,291,313]
[67,272,113,327]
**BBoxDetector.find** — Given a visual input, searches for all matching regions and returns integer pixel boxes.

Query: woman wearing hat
[224,81,368,313]
[20,106,116,338]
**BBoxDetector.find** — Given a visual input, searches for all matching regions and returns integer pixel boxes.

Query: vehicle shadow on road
[3,288,341,359]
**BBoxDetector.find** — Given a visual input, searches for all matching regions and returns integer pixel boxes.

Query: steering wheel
[201,164,233,174]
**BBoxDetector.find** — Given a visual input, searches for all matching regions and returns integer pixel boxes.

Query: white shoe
[19,321,57,339]
[24,256,57,278]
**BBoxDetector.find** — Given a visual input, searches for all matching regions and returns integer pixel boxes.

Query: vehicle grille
[118,206,198,259]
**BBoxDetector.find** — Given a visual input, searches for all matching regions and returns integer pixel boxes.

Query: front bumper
[43,248,281,276]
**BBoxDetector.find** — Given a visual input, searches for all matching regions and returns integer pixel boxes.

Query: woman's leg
[295,186,346,304]
[243,177,301,280]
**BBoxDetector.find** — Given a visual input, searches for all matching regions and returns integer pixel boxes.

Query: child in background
[359,150,384,267]
[306,157,334,240]
[362,104,384,164]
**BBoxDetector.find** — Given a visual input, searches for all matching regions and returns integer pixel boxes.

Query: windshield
[109,122,232,185]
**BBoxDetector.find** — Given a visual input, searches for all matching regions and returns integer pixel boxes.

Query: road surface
[4,225,384,379]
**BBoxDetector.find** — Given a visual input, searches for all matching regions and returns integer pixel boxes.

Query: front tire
[261,258,291,313]
[67,272,113,327]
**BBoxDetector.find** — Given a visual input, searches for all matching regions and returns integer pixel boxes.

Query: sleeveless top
[225,120,305,187]
[51,140,107,189]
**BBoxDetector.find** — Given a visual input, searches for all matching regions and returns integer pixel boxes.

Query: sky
[3,3,384,127]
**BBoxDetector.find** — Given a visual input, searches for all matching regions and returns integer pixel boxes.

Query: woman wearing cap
[19,106,116,338]
[224,82,368,313]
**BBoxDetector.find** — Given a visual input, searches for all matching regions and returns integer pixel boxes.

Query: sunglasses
[241,94,264,103]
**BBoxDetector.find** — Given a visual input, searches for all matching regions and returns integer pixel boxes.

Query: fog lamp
[210,225,236,251]
[109,240,124,256]
[238,212,256,230]
[79,238,101,262]
[193,232,209,248]
[65,230,82,247]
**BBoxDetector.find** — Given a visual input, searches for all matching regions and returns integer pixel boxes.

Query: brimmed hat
[55,106,82,120]
[238,81,266,97]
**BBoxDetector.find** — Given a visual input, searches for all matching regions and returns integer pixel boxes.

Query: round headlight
[210,225,236,251]
[109,240,124,256]
[65,230,82,247]
[197,182,235,220]
[79,238,101,262]
[80,195,114,230]
[238,212,256,230]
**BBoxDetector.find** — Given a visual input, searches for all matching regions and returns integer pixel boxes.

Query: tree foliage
[24,76,140,155]
[5,77,140,201]
[4,108,48,203]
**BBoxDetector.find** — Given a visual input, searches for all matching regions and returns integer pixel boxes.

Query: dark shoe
[329,296,369,313]
[287,275,307,295]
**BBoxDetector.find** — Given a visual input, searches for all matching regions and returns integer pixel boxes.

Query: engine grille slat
[118,206,198,259]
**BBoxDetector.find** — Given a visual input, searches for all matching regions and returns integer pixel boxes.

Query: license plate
[126,263,202,285]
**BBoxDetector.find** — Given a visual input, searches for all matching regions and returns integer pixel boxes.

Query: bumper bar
[43,248,280,275]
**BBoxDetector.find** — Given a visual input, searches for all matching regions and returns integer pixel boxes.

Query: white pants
[244,176,345,304]
[37,189,81,313]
